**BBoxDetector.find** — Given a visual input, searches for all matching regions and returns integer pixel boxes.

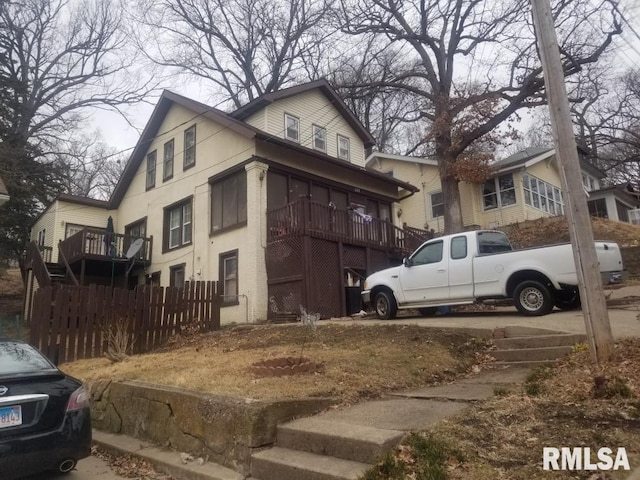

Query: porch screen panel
[308,238,341,318]
[267,172,288,210]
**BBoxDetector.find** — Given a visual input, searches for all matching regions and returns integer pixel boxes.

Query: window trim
[169,263,186,288]
[163,139,174,181]
[184,125,196,170]
[523,173,564,215]
[284,113,300,142]
[337,134,350,161]
[219,249,239,306]
[482,173,516,211]
[312,124,327,152]
[163,196,193,253]
[210,170,248,236]
[146,150,157,190]
[64,223,84,239]
[430,191,444,218]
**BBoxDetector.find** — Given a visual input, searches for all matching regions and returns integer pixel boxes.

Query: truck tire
[554,287,581,310]
[513,280,554,316]
[374,290,397,320]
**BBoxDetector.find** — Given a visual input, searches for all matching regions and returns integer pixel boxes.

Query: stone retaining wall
[89,380,336,475]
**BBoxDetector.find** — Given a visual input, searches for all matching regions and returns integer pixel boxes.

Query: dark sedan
[0,339,91,479]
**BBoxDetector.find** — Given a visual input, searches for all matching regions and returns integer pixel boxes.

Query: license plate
[0,406,22,428]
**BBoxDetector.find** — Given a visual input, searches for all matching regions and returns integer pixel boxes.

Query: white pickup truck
[361,230,625,318]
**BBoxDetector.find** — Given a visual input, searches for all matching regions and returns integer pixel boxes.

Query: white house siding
[263,90,366,167]
[30,201,112,262]
[116,103,258,325]
[244,108,266,131]
[367,158,441,231]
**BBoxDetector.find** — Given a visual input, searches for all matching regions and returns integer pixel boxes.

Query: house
[25,79,426,323]
[0,174,9,206]
[367,146,638,233]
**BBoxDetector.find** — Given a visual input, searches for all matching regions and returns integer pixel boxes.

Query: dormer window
[313,125,326,152]
[337,134,350,161]
[285,114,299,142]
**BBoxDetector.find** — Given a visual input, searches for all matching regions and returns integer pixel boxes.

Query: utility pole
[530,0,614,364]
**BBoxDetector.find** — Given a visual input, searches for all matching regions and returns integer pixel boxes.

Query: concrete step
[501,326,563,337]
[492,346,573,362]
[277,417,404,464]
[251,447,370,480]
[493,359,560,368]
[493,333,586,350]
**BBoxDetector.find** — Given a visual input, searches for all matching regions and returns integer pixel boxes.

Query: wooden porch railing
[58,227,153,265]
[266,198,429,254]
[25,241,51,287]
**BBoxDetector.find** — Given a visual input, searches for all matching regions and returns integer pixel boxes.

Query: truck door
[448,235,474,299]
[399,239,449,303]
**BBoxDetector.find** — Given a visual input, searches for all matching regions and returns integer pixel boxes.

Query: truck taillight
[66,386,90,411]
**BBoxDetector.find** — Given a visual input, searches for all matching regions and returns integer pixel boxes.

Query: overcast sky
[87,0,640,158]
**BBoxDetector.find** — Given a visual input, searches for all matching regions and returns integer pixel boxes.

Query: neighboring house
[367,146,637,233]
[26,79,422,323]
[0,174,9,206]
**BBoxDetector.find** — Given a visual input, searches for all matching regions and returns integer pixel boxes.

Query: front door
[399,239,449,303]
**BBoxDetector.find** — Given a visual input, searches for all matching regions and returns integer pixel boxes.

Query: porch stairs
[248,328,586,480]
[491,326,587,367]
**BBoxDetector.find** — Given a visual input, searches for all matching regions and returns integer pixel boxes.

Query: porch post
[244,161,269,323]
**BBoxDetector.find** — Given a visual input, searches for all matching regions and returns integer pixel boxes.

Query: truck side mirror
[403,257,413,267]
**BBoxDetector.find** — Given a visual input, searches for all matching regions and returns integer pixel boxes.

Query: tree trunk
[441,172,464,234]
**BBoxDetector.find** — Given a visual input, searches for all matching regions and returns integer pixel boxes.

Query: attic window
[313,125,326,152]
[184,125,196,170]
[285,114,299,142]
[146,150,157,190]
[337,134,350,161]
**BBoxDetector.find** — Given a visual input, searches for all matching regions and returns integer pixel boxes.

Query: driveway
[334,304,640,339]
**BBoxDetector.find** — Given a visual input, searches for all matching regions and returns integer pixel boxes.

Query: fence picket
[27,281,220,361]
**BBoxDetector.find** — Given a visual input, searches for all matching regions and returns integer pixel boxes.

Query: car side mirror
[403,257,413,267]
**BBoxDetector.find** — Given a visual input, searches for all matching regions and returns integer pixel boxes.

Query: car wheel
[554,287,581,310]
[374,290,397,320]
[418,307,438,316]
[513,280,554,316]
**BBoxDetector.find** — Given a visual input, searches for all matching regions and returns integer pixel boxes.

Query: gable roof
[230,79,376,149]
[494,146,606,179]
[31,193,110,225]
[109,90,258,208]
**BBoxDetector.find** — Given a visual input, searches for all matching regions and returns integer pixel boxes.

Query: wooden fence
[29,282,221,364]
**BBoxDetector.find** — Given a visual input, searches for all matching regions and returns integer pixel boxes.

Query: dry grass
[0,269,23,318]
[506,216,640,249]
[423,339,640,479]
[62,324,488,403]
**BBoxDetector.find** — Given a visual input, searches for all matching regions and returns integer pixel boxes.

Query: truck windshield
[477,231,513,254]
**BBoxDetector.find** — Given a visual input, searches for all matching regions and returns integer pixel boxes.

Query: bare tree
[135,0,334,109]
[53,133,127,199]
[0,0,153,258]
[339,0,621,233]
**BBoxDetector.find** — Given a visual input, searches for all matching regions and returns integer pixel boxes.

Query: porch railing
[58,227,153,265]
[266,198,432,254]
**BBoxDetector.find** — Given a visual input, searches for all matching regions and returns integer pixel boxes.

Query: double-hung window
[313,125,326,152]
[430,192,444,218]
[285,114,299,142]
[337,134,350,161]
[146,151,157,190]
[164,197,192,251]
[219,250,238,305]
[163,139,174,181]
[184,125,196,169]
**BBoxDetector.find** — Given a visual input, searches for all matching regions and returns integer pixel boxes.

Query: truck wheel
[374,290,397,320]
[513,280,554,316]
[554,288,581,310]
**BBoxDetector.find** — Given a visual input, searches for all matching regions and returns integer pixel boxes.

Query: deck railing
[266,198,432,254]
[58,227,153,265]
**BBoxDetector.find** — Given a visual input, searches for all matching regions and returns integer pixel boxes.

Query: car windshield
[0,341,55,375]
